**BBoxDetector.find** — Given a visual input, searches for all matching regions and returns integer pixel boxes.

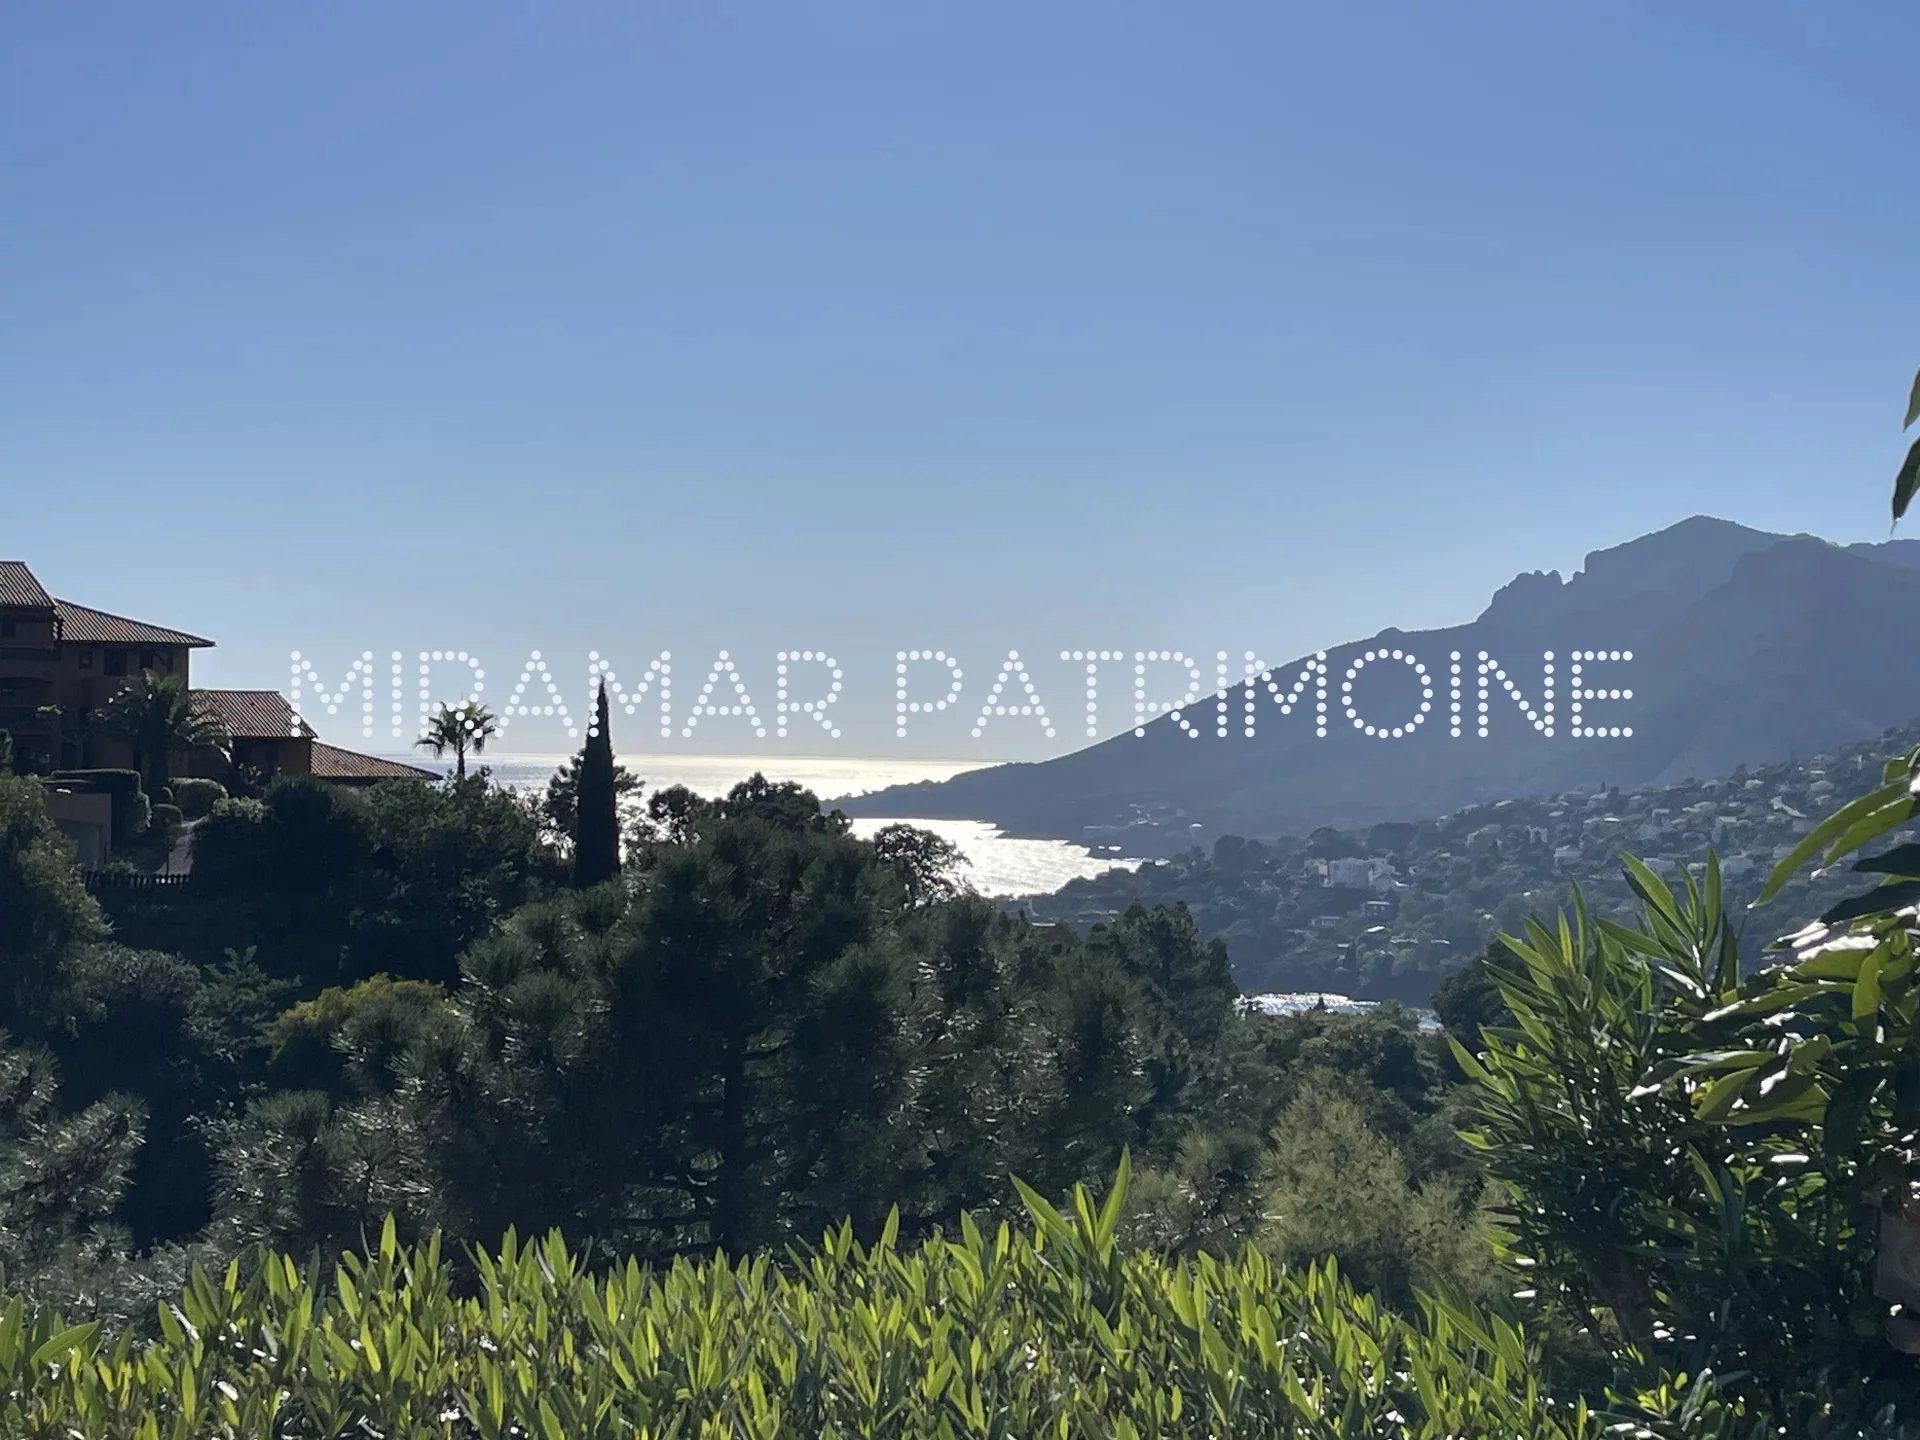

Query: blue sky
[4,1,1914,758]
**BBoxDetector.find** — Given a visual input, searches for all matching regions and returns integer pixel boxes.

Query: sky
[4,1,1916,759]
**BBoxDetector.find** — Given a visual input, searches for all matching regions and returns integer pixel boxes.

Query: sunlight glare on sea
[394,752,1140,898]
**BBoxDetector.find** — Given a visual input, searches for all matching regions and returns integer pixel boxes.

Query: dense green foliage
[184,777,559,987]
[0,1195,1750,1440]
[210,802,1252,1262]
[5,762,1297,1267]
[4,695,1919,1431]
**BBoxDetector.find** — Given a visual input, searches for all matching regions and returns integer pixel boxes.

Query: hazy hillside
[1023,715,1920,1002]
[841,517,1920,844]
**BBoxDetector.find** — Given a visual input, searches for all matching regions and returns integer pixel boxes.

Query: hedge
[0,1171,1765,1439]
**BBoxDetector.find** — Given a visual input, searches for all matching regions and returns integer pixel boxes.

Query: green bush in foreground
[0,1174,1731,1440]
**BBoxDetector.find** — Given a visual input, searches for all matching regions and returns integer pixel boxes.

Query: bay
[392,751,1141,898]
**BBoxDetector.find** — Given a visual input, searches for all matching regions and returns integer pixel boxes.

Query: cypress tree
[574,682,621,887]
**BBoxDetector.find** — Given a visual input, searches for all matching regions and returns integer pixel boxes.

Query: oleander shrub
[0,1173,1757,1440]
[1453,846,1920,1433]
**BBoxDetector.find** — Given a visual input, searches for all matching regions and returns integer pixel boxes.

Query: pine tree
[573,683,621,888]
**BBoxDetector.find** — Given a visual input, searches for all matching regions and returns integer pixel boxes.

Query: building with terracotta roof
[309,742,439,786]
[1,561,214,772]
[0,560,433,788]
[188,689,318,780]
[185,690,435,785]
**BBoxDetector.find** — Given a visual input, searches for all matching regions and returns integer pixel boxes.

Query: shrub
[188,797,269,889]
[170,777,226,820]
[1256,1079,1500,1309]
[148,803,183,835]
[1453,854,1920,1429]
[265,974,449,1093]
[154,786,174,808]
[0,1174,1748,1438]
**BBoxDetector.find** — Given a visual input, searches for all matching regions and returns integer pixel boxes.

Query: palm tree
[98,674,228,795]
[416,701,498,781]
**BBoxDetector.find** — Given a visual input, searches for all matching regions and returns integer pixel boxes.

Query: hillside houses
[1023,719,1919,1002]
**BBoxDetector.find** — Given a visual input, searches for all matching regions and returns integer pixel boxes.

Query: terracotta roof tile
[309,743,439,781]
[54,600,215,648]
[0,562,54,612]
[190,689,317,740]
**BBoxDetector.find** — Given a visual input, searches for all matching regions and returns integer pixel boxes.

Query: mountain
[839,518,1920,846]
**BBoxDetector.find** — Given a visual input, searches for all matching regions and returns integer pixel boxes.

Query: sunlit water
[395,752,1140,898]
[1244,993,1441,1030]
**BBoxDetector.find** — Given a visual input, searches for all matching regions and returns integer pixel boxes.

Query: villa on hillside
[0,560,432,788]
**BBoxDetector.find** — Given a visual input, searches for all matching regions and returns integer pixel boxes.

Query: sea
[1243,992,1442,1030]
[395,751,1142,898]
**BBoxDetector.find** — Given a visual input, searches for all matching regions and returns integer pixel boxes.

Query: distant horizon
[392,748,1009,766]
[389,750,1009,810]
[14,508,1894,767]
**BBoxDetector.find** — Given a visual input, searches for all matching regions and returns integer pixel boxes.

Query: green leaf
[1622,854,1683,928]
[1896,434,1920,524]
[1704,979,1834,1020]
[1757,778,1913,903]
[1853,946,1887,1025]
[1446,1036,1493,1087]
[1095,1149,1132,1251]
[1008,1177,1072,1246]
[1726,1068,1824,1125]
[29,1322,97,1371]
[1825,796,1920,873]
[1792,947,1869,982]
[1907,367,1920,430]
[1695,1065,1761,1122]
[1677,1048,1778,1075]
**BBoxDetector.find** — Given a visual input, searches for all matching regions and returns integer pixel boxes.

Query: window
[105,651,128,677]
[158,651,175,673]
[138,650,156,671]
[0,620,14,639]
[77,650,93,671]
